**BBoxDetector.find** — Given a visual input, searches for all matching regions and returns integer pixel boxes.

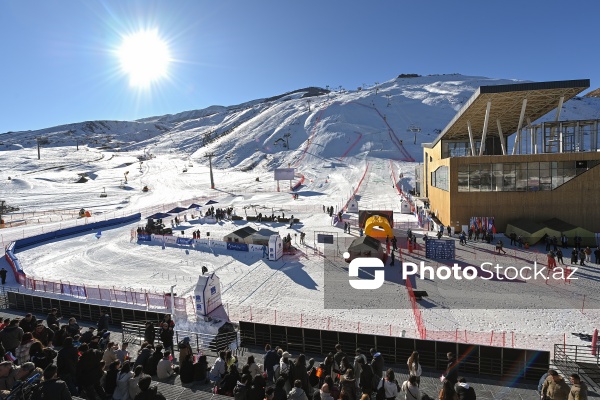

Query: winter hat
[282,351,291,358]
[183,337,190,343]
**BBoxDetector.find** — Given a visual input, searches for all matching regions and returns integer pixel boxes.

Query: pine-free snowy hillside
[3,74,599,172]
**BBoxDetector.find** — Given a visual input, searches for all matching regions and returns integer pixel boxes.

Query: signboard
[274,168,295,181]
[227,242,249,252]
[194,273,222,317]
[137,234,151,241]
[425,239,455,260]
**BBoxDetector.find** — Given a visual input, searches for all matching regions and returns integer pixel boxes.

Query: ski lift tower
[407,125,422,144]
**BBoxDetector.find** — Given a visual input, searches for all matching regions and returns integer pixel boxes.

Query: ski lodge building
[421,79,600,234]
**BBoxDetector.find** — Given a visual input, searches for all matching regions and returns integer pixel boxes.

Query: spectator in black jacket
[32,322,55,347]
[0,319,24,355]
[158,323,174,353]
[66,318,81,338]
[76,344,106,400]
[455,377,476,400]
[445,353,459,385]
[19,313,38,334]
[264,344,280,383]
[144,322,156,345]
[135,375,167,400]
[370,348,384,379]
[46,308,61,331]
[97,311,110,332]
[57,337,79,396]
[220,364,240,396]
[144,344,163,376]
[273,377,287,400]
[31,364,72,400]
[134,343,153,369]
[357,357,374,396]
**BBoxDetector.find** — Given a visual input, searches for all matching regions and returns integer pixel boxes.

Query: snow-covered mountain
[2,74,599,170]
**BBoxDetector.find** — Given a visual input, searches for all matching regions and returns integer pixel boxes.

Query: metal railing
[121,321,239,357]
[554,343,600,390]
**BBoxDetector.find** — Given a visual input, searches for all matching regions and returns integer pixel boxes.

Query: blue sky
[1,1,598,134]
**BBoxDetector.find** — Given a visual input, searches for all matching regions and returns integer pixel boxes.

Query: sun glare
[117,29,171,87]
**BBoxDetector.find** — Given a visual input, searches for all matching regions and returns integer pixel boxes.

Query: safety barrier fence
[553,343,600,390]
[224,302,562,351]
[121,321,239,356]
[239,321,550,382]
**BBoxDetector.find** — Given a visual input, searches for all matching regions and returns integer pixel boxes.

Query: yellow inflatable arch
[364,215,394,238]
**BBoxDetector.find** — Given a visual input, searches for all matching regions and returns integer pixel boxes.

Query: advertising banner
[209,240,227,249]
[249,244,265,253]
[176,237,194,245]
[137,234,151,241]
[195,239,210,247]
[163,236,178,245]
[227,242,249,252]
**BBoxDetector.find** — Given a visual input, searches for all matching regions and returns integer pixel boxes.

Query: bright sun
[117,29,171,87]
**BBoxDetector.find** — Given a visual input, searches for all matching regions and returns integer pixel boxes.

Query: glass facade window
[527,162,539,192]
[492,164,503,191]
[480,164,491,192]
[431,166,449,191]
[455,160,599,192]
[503,164,516,191]
[458,165,468,192]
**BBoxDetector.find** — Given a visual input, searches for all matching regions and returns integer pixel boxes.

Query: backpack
[375,379,385,400]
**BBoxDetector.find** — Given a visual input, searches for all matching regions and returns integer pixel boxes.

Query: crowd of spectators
[0,308,591,400]
[0,310,182,400]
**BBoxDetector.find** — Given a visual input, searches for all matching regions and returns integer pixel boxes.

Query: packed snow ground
[1,74,600,352]
[1,148,598,352]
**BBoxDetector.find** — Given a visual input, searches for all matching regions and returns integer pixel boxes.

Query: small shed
[223,226,257,244]
[346,235,384,261]
[251,228,279,246]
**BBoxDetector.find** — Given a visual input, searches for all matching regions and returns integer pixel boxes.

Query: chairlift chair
[100,187,107,198]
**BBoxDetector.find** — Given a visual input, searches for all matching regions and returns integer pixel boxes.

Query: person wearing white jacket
[112,361,133,400]
[280,351,293,392]
[377,369,399,400]
[246,355,263,379]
